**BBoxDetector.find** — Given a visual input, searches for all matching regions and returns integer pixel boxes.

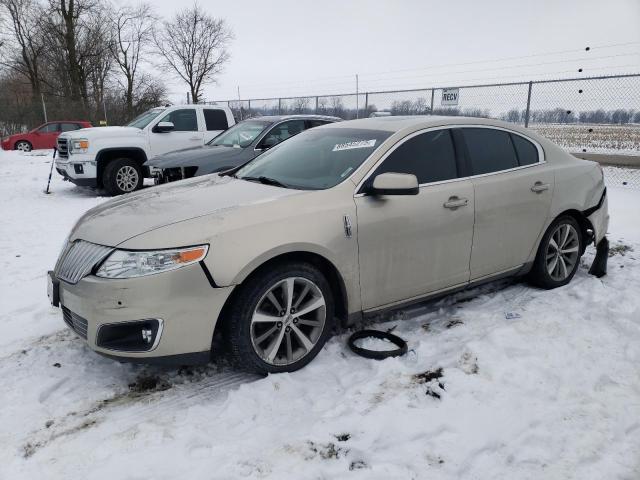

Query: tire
[103,158,143,196]
[15,141,32,152]
[529,215,584,289]
[223,262,335,374]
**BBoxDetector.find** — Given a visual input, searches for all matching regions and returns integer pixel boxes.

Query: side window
[259,120,306,148]
[306,120,331,128]
[203,109,229,131]
[462,128,518,175]
[158,109,198,132]
[60,123,80,132]
[510,133,539,166]
[373,129,458,184]
[38,123,58,133]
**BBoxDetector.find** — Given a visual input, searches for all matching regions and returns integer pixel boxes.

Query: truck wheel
[223,262,335,374]
[15,141,32,152]
[103,158,143,196]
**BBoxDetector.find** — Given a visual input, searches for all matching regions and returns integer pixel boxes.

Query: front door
[150,109,204,157]
[34,123,60,149]
[459,127,554,279]
[355,128,475,310]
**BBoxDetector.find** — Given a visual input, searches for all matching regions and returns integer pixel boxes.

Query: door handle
[189,136,201,141]
[443,196,469,210]
[531,182,550,193]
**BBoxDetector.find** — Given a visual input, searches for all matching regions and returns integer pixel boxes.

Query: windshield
[126,108,166,129]
[235,127,392,190]
[208,120,271,148]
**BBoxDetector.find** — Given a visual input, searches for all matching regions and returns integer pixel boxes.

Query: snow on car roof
[328,115,528,133]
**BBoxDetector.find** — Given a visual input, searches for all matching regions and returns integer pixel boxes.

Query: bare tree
[154,3,232,103]
[110,2,156,118]
[0,0,46,99]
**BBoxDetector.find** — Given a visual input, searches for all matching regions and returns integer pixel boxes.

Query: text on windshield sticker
[332,139,377,152]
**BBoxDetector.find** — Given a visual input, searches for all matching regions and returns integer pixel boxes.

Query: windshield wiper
[241,176,289,188]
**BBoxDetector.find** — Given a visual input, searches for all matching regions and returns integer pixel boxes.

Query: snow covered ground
[1,149,639,479]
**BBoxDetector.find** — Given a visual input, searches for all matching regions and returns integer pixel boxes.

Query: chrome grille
[55,240,113,284]
[57,138,69,158]
[62,306,88,339]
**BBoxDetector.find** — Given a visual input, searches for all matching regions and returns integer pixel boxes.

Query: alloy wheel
[250,277,326,366]
[546,223,580,282]
[16,142,31,152]
[115,165,139,192]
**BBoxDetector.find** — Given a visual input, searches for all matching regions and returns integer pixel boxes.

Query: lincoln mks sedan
[48,116,609,373]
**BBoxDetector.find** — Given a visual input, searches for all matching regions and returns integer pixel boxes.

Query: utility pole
[355,74,359,119]
[41,93,48,123]
[237,86,243,120]
[187,92,190,104]
[103,96,108,126]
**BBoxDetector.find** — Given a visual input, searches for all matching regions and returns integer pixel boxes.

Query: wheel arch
[218,250,350,333]
[96,148,148,187]
[556,208,594,252]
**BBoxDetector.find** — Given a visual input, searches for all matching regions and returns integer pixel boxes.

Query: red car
[1,120,92,152]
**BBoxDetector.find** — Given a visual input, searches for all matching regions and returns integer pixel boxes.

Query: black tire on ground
[103,158,143,196]
[528,214,584,289]
[15,141,32,152]
[222,262,335,374]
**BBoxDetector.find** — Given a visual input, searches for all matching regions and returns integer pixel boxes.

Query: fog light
[142,328,153,343]
[97,319,163,352]
[73,163,84,174]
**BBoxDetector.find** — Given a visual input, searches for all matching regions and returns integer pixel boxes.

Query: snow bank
[1,148,639,479]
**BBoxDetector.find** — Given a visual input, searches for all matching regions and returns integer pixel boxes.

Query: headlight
[70,138,89,153]
[95,245,208,279]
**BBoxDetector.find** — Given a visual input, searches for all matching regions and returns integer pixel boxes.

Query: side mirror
[154,121,175,133]
[369,172,419,196]
[258,136,278,150]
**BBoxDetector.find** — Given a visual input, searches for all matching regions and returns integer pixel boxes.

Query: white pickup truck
[55,104,235,195]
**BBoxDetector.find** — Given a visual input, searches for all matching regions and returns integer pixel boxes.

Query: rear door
[150,108,204,157]
[459,127,554,280]
[355,128,475,310]
[202,108,230,143]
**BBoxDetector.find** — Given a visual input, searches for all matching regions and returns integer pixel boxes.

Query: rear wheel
[223,262,334,374]
[15,141,32,152]
[103,158,143,196]
[529,215,583,289]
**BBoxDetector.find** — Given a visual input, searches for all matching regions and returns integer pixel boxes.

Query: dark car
[145,115,341,183]
[1,120,92,152]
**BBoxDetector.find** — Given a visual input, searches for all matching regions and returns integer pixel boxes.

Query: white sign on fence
[441,88,459,106]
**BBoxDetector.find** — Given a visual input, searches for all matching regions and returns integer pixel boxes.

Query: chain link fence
[213,73,640,155]
[212,73,640,188]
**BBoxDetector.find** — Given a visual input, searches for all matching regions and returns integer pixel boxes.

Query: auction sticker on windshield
[332,139,377,152]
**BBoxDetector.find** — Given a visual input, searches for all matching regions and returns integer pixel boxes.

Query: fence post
[430,89,435,114]
[524,81,533,128]
[278,98,282,115]
[248,99,251,116]
[315,96,319,114]
[364,93,369,116]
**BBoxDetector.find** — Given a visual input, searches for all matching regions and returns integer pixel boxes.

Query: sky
[146,0,640,103]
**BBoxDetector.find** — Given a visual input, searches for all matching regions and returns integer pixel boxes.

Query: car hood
[145,145,246,169]
[70,175,299,246]
[59,126,143,141]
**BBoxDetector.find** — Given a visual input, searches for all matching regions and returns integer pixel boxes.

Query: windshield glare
[126,108,166,129]
[236,128,392,190]
[209,120,270,148]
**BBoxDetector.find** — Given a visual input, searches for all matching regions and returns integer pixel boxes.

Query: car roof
[240,115,342,123]
[326,115,527,133]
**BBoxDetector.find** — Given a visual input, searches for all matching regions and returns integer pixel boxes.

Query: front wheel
[529,215,583,289]
[103,158,143,196]
[223,262,334,374]
[15,141,32,152]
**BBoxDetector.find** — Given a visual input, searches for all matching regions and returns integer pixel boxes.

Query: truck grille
[57,138,69,158]
[62,306,88,339]
[55,240,113,284]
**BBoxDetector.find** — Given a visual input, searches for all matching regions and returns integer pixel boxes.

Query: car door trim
[353,124,546,198]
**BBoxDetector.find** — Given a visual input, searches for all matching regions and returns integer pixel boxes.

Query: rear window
[204,109,229,131]
[60,123,81,132]
[462,128,518,175]
[511,134,539,166]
